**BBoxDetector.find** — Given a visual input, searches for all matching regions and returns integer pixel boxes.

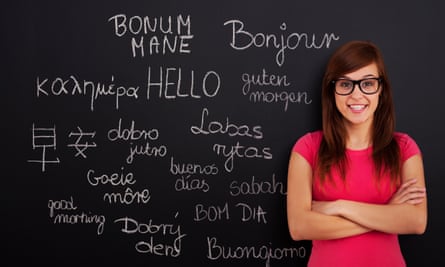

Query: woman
[286,40,427,266]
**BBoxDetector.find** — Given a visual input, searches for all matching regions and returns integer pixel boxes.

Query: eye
[338,80,352,88]
[361,79,377,88]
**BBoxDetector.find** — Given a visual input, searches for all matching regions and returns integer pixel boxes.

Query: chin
[346,117,372,126]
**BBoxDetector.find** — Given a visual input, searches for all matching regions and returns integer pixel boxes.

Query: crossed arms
[286,153,427,241]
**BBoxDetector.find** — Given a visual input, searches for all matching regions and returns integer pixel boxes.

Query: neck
[344,121,373,150]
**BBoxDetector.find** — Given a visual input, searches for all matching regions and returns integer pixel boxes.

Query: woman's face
[334,63,381,128]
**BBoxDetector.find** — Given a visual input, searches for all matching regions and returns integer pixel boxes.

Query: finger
[404,187,426,195]
[398,179,418,191]
[406,195,426,205]
[401,178,417,187]
[396,185,425,198]
[395,180,417,196]
[398,191,426,204]
[406,199,423,205]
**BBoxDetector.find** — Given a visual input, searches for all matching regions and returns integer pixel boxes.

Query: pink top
[292,130,421,267]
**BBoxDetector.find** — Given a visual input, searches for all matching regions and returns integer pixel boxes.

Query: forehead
[342,63,379,79]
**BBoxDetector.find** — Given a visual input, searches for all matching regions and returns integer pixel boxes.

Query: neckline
[346,146,372,153]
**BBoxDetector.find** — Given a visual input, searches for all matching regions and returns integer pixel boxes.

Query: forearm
[337,200,427,234]
[311,168,428,235]
[288,209,370,241]
[287,152,371,241]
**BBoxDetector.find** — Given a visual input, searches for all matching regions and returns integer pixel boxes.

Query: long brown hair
[317,40,401,187]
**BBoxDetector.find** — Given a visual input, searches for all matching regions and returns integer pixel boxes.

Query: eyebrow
[340,74,379,79]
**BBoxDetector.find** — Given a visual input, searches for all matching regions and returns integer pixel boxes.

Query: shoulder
[394,132,421,160]
[394,132,418,147]
[292,130,322,153]
[295,130,323,147]
[291,130,322,168]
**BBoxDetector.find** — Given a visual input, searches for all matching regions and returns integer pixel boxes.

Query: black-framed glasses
[332,77,382,95]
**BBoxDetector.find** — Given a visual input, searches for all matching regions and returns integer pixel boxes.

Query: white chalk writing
[108,14,193,57]
[206,236,306,267]
[86,167,151,205]
[36,75,139,111]
[190,108,263,139]
[48,197,105,235]
[67,126,97,158]
[213,142,272,172]
[189,108,271,172]
[147,66,221,100]
[114,215,186,257]
[103,187,151,204]
[87,167,136,187]
[223,19,340,66]
[241,69,312,111]
[194,202,268,223]
[229,174,286,196]
[170,157,218,193]
[107,118,168,164]
[28,124,60,172]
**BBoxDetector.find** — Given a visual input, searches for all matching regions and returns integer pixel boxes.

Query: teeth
[349,105,365,110]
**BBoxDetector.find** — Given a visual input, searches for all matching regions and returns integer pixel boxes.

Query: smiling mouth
[348,104,367,111]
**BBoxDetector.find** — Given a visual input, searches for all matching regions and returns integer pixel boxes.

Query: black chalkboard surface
[4,0,445,266]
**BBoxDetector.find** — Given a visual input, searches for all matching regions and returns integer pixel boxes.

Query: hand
[389,178,426,205]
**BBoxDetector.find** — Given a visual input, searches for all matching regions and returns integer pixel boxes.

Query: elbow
[415,227,427,235]
[289,229,304,241]
[412,224,426,235]
[405,212,427,235]
[413,215,427,235]
[288,221,309,241]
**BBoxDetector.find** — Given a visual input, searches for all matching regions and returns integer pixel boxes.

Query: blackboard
[4,0,444,266]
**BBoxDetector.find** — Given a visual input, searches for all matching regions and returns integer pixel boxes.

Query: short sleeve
[292,131,322,169]
[394,132,422,162]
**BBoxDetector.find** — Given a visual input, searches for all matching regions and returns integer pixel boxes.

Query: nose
[350,83,363,97]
